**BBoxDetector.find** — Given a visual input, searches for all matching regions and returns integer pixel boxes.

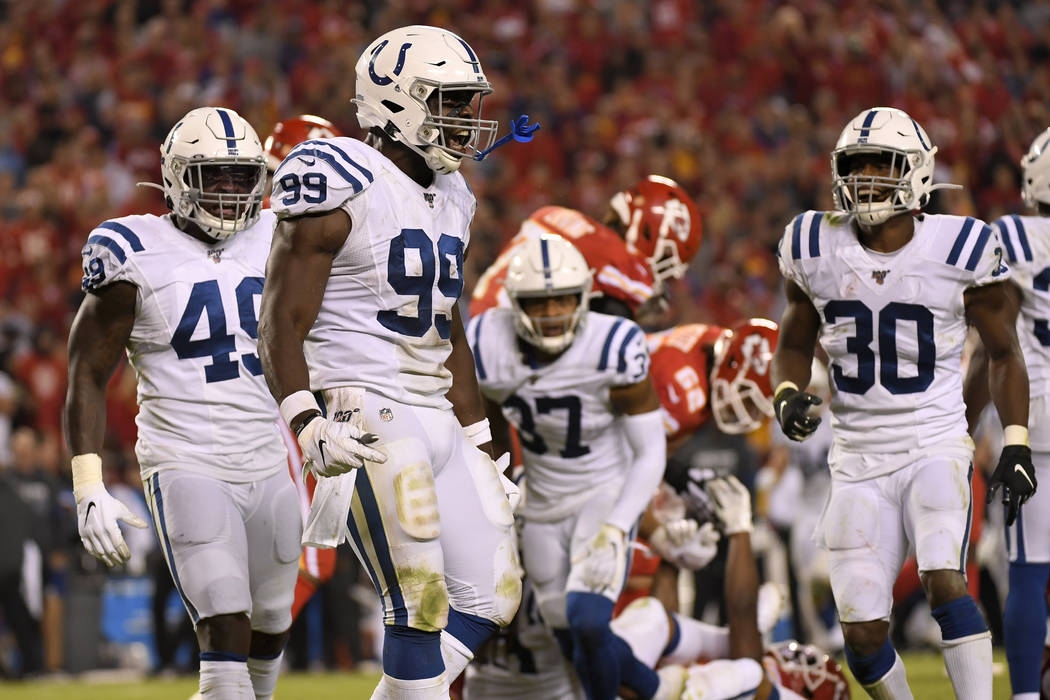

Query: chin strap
[473,114,541,161]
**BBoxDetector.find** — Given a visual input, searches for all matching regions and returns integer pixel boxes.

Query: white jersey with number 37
[80,212,284,482]
[994,213,1050,450]
[778,211,1009,480]
[270,136,477,409]
[467,308,650,521]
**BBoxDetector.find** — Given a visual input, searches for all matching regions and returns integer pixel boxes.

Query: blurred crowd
[0,0,1047,677]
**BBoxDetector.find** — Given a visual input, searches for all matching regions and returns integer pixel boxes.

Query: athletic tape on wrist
[463,418,492,447]
[280,390,321,430]
[71,453,103,502]
[1004,424,1029,447]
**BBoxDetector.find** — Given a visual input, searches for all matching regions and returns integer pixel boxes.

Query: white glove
[649,519,720,571]
[297,414,387,477]
[76,482,147,567]
[705,475,752,535]
[573,523,627,593]
[494,453,521,513]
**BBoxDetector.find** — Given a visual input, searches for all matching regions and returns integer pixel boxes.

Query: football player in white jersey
[964,127,1050,700]
[65,107,300,700]
[468,234,675,700]
[257,25,522,700]
[771,106,1035,700]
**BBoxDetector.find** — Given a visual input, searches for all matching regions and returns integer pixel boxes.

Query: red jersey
[470,205,656,316]
[648,323,729,443]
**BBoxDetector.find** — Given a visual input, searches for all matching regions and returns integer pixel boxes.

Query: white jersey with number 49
[778,211,1009,480]
[270,137,476,409]
[467,308,650,521]
[79,212,285,482]
[994,213,1050,450]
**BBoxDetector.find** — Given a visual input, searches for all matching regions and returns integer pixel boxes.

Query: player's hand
[706,475,753,535]
[649,519,720,571]
[297,415,387,477]
[774,385,822,441]
[75,483,147,567]
[574,523,627,593]
[987,444,1037,527]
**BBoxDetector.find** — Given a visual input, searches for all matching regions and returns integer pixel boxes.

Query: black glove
[773,385,823,442]
[987,444,1037,527]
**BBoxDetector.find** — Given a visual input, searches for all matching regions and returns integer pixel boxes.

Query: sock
[441,608,499,689]
[383,625,444,680]
[247,651,282,700]
[290,573,318,621]
[199,653,253,699]
[373,672,447,700]
[932,596,992,700]
[1004,563,1050,696]
[844,639,913,700]
[439,630,472,690]
[567,591,659,699]
[661,613,729,665]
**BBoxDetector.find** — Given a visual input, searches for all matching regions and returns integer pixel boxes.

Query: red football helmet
[608,175,702,284]
[710,318,778,435]
[263,115,343,171]
[762,641,850,700]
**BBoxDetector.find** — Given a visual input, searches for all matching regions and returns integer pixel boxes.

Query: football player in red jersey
[470,175,702,321]
[262,115,345,623]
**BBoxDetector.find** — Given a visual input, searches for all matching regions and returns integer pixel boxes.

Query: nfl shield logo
[208,248,224,264]
[379,408,394,422]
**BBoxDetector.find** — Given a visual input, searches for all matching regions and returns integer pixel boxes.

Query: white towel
[300,386,368,549]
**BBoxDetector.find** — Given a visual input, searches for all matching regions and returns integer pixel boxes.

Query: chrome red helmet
[263,115,343,172]
[609,175,702,284]
[710,318,778,435]
[762,641,850,700]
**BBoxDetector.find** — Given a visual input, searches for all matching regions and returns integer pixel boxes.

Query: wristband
[1004,424,1029,447]
[280,390,322,430]
[463,418,492,447]
[71,453,103,503]
[774,381,799,399]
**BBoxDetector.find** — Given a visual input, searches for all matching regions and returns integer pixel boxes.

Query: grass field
[0,650,1015,699]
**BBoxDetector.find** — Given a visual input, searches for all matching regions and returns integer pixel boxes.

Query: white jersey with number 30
[467,309,650,521]
[778,211,1009,480]
[270,136,477,409]
[79,212,284,482]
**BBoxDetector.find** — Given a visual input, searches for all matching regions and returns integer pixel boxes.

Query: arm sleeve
[606,409,667,533]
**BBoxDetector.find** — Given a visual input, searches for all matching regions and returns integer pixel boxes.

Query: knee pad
[489,530,523,626]
[384,624,443,680]
[390,447,441,541]
[608,597,670,669]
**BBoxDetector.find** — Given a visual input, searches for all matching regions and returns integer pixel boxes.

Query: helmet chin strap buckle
[473,114,541,161]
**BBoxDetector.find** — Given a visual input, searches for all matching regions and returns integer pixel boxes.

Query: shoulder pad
[81,218,147,291]
[270,137,376,219]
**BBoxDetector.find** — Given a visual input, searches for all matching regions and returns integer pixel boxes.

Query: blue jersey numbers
[825,300,935,395]
[378,228,464,339]
[503,393,591,458]
[170,277,264,383]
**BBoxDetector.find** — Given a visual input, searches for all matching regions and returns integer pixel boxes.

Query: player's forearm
[770,346,813,391]
[63,374,108,456]
[962,340,991,435]
[608,410,666,533]
[257,310,313,404]
[987,347,1029,430]
[724,531,763,662]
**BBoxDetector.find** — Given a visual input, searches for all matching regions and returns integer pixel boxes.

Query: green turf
[0,651,1015,698]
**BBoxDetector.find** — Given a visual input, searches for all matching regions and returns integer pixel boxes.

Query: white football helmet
[157,107,266,240]
[831,107,959,226]
[505,234,593,354]
[1021,127,1050,208]
[353,25,498,175]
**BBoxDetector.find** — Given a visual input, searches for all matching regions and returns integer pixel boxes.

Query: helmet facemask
[831,146,924,227]
[710,323,777,435]
[509,290,589,354]
[412,82,498,173]
[166,157,266,240]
